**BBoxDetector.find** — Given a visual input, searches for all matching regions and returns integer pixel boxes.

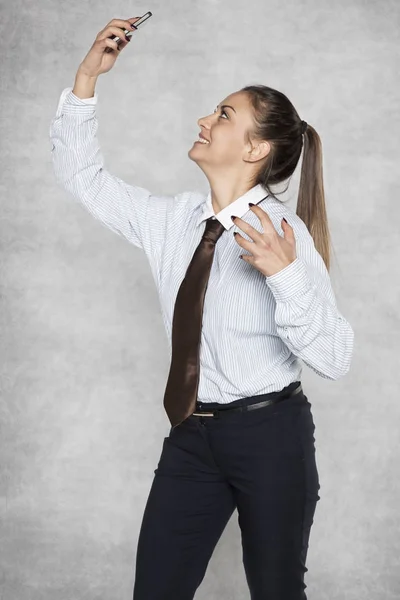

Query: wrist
[72,69,98,99]
[75,67,98,80]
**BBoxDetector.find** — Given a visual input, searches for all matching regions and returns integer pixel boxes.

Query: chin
[188,146,198,162]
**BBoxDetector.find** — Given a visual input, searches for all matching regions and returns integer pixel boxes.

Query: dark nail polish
[231,215,236,221]
[233,232,238,236]
[125,36,131,42]
[283,217,288,223]
[249,203,255,207]
[131,24,137,29]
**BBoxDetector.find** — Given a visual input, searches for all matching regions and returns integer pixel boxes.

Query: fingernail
[283,217,288,223]
[231,215,236,221]
[125,36,131,42]
[131,24,137,29]
[249,203,255,207]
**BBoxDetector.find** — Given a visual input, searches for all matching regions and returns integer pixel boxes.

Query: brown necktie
[163,217,226,427]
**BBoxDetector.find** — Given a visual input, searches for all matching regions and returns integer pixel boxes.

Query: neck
[209,179,255,215]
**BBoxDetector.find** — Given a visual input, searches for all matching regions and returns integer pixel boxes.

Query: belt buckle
[192,411,215,417]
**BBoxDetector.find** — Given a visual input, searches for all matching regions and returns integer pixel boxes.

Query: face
[188,91,270,178]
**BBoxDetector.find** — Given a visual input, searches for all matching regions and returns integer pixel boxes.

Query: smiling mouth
[195,135,210,145]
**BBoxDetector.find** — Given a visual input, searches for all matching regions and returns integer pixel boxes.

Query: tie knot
[203,218,225,243]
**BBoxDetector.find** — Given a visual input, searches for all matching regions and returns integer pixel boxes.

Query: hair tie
[301,120,308,134]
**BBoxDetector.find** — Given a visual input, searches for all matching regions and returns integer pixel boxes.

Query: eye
[213,108,228,119]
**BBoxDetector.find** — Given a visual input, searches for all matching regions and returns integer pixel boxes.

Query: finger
[99,25,132,42]
[282,218,296,243]
[104,38,121,53]
[105,17,141,32]
[103,37,129,55]
[98,18,140,43]
[233,231,255,252]
[232,216,263,243]
[248,205,277,234]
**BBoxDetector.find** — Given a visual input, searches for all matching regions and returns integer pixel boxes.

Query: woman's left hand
[232,205,297,277]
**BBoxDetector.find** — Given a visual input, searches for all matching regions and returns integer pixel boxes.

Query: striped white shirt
[49,87,354,404]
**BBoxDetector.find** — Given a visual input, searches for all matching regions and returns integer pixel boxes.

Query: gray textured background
[1,0,399,598]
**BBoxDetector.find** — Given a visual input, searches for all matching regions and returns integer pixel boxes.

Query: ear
[245,139,271,163]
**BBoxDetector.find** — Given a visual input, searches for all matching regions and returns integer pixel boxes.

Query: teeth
[198,137,209,144]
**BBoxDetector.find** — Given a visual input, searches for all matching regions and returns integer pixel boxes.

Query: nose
[197,116,212,133]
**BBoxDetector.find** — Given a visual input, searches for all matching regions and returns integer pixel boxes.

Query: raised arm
[50,82,173,257]
[49,18,176,266]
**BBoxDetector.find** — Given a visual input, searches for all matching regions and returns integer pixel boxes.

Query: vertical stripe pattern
[49,88,354,403]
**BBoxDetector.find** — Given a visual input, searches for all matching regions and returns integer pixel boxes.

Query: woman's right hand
[77,17,142,78]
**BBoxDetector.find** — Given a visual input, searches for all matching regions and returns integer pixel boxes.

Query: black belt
[192,383,303,418]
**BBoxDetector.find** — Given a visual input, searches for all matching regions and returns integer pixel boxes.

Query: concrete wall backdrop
[1,0,399,598]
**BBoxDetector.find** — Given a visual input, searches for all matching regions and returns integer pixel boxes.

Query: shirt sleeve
[264,239,354,380]
[49,87,174,267]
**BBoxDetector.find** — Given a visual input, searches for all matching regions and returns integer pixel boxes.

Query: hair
[240,84,332,272]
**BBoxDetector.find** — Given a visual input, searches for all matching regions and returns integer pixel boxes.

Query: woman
[50,16,354,600]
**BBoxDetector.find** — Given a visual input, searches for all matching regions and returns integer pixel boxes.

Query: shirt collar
[196,183,271,230]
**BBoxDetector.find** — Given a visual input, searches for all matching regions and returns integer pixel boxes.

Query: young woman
[50,17,354,600]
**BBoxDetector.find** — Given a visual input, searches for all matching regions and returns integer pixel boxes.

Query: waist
[193,381,303,417]
[194,359,302,405]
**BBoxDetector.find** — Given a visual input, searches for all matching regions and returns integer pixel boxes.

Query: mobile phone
[105,11,153,53]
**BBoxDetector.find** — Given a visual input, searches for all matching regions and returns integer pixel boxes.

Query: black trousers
[133,382,320,600]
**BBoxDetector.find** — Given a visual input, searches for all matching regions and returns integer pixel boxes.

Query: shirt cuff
[55,87,98,118]
[65,86,98,104]
[265,257,312,302]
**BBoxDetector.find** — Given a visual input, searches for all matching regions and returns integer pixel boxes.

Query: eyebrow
[217,104,236,113]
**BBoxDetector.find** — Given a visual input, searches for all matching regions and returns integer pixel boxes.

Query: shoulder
[257,196,313,245]
[157,190,208,229]
[174,189,206,207]
[171,189,208,220]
